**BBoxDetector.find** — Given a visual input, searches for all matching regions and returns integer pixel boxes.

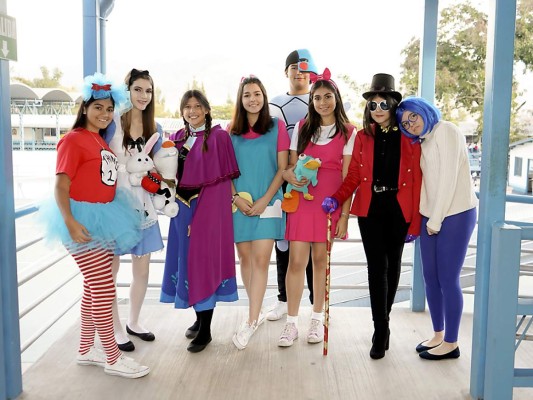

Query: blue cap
[285,49,318,74]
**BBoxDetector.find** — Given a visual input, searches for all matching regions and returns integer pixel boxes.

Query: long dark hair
[362,93,400,136]
[72,96,115,137]
[120,69,156,150]
[229,76,273,135]
[180,90,212,152]
[297,79,349,155]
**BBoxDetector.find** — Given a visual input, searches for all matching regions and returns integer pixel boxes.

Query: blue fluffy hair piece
[81,72,132,114]
[396,96,441,141]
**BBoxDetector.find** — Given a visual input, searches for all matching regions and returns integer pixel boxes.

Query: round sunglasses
[368,101,390,112]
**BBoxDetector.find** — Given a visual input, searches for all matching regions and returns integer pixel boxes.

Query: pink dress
[286,125,354,242]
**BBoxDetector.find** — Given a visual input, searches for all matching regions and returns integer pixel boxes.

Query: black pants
[358,192,409,322]
[275,245,314,304]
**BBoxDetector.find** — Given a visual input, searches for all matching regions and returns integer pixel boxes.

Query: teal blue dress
[231,118,285,243]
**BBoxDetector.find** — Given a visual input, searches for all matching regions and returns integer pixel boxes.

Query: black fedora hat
[362,73,402,103]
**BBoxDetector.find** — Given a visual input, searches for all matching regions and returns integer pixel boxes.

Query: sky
[6,0,489,114]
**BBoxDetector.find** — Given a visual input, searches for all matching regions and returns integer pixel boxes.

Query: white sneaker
[232,321,257,350]
[104,355,150,379]
[266,301,288,321]
[76,347,105,367]
[307,318,324,344]
[257,311,266,326]
[278,322,298,347]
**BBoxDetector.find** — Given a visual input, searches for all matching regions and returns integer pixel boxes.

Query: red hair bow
[310,68,331,84]
[91,83,112,91]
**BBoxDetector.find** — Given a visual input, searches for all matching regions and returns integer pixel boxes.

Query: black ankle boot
[370,321,389,360]
[185,320,200,339]
[372,328,390,350]
[187,309,213,353]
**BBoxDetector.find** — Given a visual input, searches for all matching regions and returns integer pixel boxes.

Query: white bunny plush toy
[126,132,160,187]
[152,141,179,218]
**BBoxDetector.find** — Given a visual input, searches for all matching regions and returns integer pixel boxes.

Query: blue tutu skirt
[37,189,142,255]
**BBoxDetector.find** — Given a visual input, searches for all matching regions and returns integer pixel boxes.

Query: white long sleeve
[419,121,478,232]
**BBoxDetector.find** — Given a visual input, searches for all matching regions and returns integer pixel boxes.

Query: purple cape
[171,125,240,305]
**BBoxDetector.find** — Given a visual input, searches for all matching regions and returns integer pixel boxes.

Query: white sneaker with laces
[104,355,150,379]
[76,347,105,367]
[307,318,324,344]
[232,321,257,350]
[278,322,298,347]
[266,301,288,321]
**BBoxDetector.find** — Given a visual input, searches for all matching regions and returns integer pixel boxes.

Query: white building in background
[9,83,202,150]
[10,83,80,150]
[508,138,533,194]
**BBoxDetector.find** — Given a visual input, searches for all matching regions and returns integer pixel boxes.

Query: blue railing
[13,193,533,364]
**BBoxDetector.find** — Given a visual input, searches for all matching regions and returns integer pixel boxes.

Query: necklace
[88,130,106,150]
[381,125,398,134]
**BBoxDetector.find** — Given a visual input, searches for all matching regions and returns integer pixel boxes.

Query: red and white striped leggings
[71,247,121,364]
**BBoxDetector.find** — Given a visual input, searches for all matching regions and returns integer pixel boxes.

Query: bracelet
[340,212,349,218]
[232,193,239,204]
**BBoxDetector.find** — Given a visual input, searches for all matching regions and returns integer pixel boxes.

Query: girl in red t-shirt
[38,73,150,379]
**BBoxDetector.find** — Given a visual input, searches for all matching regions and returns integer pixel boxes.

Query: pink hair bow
[241,74,257,83]
[310,68,331,84]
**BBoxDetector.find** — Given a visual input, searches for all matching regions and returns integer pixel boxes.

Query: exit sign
[0,13,17,62]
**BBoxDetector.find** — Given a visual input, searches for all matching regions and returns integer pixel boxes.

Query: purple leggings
[420,208,476,342]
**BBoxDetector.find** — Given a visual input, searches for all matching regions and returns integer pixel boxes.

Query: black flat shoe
[419,347,460,360]
[416,340,442,353]
[185,321,200,339]
[187,336,212,353]
[126,325,155,342]
[117,341,135,352]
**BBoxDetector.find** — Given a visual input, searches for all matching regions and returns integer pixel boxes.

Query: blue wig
[81,72,132,114]
[396,96,441,141]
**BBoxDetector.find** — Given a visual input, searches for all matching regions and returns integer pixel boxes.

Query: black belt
[373,185,398,193]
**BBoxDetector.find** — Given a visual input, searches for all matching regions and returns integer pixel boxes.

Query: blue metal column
[410,0,439,312]
[470,0,517,398]
[98,0,114,74]
[0,0,23,397]
[418,0,438,102]
[484,223,522,400]
[83,0,114,77]
[83,0,101,76]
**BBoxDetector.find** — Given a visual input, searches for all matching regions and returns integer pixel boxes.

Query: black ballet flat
[416,340,442,353]
[126,325,155,342]
[187,336,212,353]
[117,341,135,352]
[419,347,460,360]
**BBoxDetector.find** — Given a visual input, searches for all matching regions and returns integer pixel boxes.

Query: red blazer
[332,126,422,236]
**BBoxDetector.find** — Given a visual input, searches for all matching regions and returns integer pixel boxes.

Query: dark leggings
[275,246,313,304]
[358,193,409,322]
[420,208,476,343]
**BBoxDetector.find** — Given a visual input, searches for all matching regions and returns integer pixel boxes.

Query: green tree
[211,95,234,120]
[13,66,63,88]
[154,87,172,118]
[399,0,533,142]
[187,78,206,93]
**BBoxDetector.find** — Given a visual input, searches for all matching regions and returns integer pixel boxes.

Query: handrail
[20,295,81,353]
[19,271,80,318]
[14,204,39,219]
[12,193,533,358]
[18,251,70,286]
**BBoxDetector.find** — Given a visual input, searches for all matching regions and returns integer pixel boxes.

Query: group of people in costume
[39,47,477,379]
